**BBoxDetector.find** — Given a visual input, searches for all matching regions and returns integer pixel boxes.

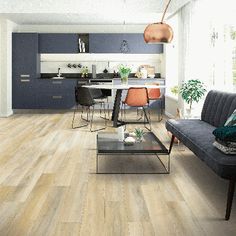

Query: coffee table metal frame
[96,132,171,174]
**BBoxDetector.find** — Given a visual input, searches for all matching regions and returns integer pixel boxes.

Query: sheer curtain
[178,0,236,115]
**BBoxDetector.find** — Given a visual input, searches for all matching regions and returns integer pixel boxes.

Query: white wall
[165,95,178,118]
[0,19,17,117]
[164,13,180,118]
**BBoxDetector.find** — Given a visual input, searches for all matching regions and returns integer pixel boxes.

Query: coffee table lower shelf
[96,132,170,174]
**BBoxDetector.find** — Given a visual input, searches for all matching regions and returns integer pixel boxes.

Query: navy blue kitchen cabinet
[39,34,78,53]
[89,34,163,54]
[35,79,77,109]
[12,33,40,109]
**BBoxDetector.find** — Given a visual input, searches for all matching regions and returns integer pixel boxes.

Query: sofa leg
[225,178,235,220]
[168,135,175,155]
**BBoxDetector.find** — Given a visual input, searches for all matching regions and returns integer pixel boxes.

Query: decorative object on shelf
[135,71,142,79]
[144,0,173,43]
[148,74,155,79]
[180,79,206,115]
[78,64,82,68]
[78,38,86,53]
[81,66,89,78]
[118,64,131,85]
[140,67,148,79]
[113,70,119,78]
[134,128,144,142]
[103,68,108,74]
[72,64,77,68]
[124,136,136,146]
[67,63,72,68]
[120,39,130,53]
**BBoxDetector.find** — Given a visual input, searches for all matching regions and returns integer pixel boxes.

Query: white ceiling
[0,0,190,25]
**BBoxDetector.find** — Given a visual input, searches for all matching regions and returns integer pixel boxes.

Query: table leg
[111,89,123,127]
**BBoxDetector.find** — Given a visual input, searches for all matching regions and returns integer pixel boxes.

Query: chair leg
[225,178,235,220]
[103,102,107,127]
[72,105,89,129]
[148,105,152,129]
[89,105,107,132]
[72,104,78,129]
[136,108,143,121]
[143,106,151,131]
[89,106,94,132]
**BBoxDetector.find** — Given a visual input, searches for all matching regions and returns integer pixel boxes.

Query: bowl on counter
[147,74,155,79]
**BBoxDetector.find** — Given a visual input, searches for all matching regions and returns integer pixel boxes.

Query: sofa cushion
[225,109,236,126]
[166,119,236,179]
[201,90,236,127]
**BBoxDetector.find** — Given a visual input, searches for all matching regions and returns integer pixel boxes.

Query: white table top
[83,84,166,90]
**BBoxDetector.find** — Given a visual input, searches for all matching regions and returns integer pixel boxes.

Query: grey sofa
[166,90,236,220]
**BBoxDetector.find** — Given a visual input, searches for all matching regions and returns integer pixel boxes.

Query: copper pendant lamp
[144,0,173,43]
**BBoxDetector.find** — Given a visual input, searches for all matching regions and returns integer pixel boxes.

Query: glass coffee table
[96,132,170,174]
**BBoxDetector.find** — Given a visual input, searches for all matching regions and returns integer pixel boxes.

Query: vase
[136,136,143,142]
[121,77,128,85]
[120,72,129,85]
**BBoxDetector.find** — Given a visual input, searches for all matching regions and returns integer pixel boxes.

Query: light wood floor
[0,111,235,236]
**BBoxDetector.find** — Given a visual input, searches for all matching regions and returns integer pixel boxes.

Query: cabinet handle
[52,96,62,99]
[20,75,30,78]
[20,79,30,82]
[52,81,62,84]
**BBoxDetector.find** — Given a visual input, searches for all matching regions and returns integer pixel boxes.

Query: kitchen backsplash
[40,53,164,76]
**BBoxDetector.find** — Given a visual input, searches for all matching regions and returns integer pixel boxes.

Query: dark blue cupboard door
[89,34,163,54]
[39,34,78,53]
[12,33,39,109]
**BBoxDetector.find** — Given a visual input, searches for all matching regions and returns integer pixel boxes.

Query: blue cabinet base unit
[34,79,77,109]
[89,34,163,54]
[12,33,40,109]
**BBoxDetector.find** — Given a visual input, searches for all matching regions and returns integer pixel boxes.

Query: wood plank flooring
[0,111,235,236]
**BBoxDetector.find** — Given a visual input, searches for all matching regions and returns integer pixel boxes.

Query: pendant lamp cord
[160,0,172,23]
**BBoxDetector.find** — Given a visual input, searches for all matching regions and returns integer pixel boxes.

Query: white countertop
[83,84,166,90]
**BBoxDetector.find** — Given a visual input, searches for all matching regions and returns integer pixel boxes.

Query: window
[209,24,236,92]
[231,27,236,91]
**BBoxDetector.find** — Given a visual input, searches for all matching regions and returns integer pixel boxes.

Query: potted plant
[180,79,206,115]
[134,128,144,142]
[118,64,131,84]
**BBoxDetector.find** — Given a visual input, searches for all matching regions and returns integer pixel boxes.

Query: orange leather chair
[146,82,163,121]
[122,87,151,130]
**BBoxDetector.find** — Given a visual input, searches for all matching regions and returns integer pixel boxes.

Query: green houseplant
[180,79,206,111]
[134,128,144,142]
[118,64,131,84]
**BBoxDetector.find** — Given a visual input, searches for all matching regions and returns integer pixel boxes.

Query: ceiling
[0,0,190,25]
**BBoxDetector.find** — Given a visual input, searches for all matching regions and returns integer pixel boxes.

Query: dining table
[83,84,166,127]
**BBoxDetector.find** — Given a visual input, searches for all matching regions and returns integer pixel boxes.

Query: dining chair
[72,86,107,132]
[122,87,151,130]
[89,88,110,119]
[146,82,163,121]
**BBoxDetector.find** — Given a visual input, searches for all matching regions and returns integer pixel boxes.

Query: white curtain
[178,0,236,115]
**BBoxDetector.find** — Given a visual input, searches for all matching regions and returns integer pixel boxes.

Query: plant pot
[121,76,128,85]
[136,136,143,142]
